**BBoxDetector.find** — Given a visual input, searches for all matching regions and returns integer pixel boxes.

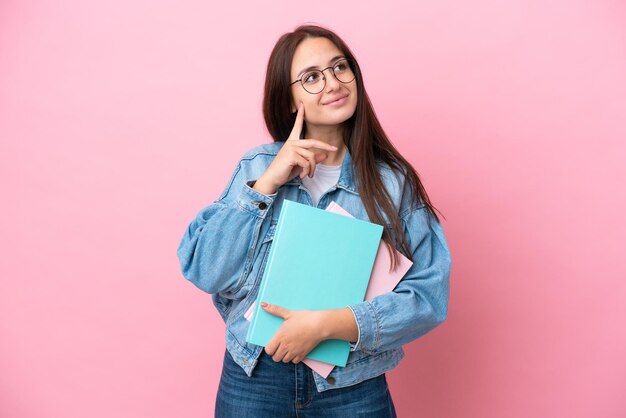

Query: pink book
[244,201,413,378]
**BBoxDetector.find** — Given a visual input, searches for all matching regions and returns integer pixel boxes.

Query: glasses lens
[299,59,356,94]
[334,59,355,83]
[301,70,325,94]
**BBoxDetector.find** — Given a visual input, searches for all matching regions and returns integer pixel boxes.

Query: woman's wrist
[319,308,359,343]
[252,176,278,195]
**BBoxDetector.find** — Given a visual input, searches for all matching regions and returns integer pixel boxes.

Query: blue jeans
[215,349,397,417]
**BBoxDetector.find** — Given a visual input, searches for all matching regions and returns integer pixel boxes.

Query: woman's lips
[324,95,348,106]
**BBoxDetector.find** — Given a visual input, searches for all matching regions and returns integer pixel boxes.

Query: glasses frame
[290,58,357,94]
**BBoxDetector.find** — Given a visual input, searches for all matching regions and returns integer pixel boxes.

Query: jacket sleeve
[176,154,277,296]
[347,206,451,353]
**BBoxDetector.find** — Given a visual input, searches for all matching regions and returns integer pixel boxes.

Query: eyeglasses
[290,58,356,94]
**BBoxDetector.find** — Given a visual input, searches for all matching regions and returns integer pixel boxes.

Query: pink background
[1,1,625,417]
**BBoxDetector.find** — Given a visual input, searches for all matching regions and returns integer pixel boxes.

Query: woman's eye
[304,72,321,84]
[334,62,347,72]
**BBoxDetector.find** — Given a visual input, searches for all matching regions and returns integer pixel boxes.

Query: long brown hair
[262,24,443,270]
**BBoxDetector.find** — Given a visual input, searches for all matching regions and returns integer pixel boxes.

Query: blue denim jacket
[177,142,451,392]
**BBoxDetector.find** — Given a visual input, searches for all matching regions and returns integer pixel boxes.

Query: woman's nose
[322,68,341,91]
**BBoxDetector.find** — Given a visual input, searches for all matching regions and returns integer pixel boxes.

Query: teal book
[245,200,383,367]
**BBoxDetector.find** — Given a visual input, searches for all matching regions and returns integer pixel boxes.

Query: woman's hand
[261,302,327,364]
[253,102,338,195]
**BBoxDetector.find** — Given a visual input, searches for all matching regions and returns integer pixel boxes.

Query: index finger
[287,102,304,141]
[295,139,338,152]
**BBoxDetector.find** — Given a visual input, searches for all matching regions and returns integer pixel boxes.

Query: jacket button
[257,202,267,210]
[325,377,335,384]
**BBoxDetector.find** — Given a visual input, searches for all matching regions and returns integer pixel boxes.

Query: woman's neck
[303,125,347,166]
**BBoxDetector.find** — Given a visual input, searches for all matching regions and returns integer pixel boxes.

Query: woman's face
[290,37,358,131]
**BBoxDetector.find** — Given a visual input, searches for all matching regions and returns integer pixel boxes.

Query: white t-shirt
[301,163,342,207]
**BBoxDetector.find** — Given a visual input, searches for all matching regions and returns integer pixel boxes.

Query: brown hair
[262,24,443,270]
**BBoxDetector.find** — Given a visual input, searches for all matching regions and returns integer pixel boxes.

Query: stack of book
[245,200,413,377]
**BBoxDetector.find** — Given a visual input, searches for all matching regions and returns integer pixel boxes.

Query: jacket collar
[284,145,358,195]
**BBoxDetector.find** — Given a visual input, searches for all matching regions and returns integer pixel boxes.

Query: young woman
[177,24,451,417]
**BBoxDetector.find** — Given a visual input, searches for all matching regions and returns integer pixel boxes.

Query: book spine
[246,201,291,344]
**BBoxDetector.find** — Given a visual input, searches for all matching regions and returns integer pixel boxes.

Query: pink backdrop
[1,1,625,417]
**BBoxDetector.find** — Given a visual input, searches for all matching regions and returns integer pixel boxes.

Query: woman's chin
[311,109,356,127]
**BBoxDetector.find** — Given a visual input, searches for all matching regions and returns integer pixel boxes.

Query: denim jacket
[176,141,451,392]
